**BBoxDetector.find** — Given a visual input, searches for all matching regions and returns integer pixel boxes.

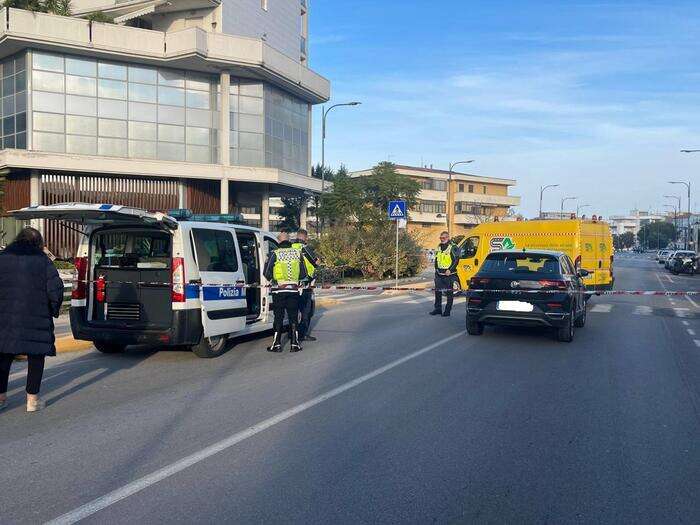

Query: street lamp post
[561,196,578,217]
[677,149,696,249]
[539,184,559,219]
[664,195,681,244]
[320,102,361,194]
[446,160,475,237]
[663,204,678,246]
[576,203,590,217]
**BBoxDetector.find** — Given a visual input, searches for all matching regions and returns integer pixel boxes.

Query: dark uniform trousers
[272,292,300,333]
[434,273,456,313]
[298,288,314,338]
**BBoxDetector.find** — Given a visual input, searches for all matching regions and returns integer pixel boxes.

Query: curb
[55,336,94,354]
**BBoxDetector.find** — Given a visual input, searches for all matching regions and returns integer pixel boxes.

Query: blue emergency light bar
[168,209,244,224]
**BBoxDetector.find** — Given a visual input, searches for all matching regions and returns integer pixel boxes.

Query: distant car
[667,251,696,273]
[657,250,671,263]
[466,250,588,342]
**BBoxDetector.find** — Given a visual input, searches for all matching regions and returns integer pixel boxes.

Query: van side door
[191,226,246,337]
[261,235,279,322]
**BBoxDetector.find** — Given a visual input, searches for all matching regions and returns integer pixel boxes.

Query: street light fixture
[576,203,591,217]
[320,102,361,194]
[676,149,695,250]
[561,196,578,216]
[664,195,681,237]
[446,160,475,236]
[539,184,559,219]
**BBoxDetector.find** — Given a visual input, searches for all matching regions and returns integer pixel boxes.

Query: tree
[3,0,71,15]
[637,221,676,250]
[311,163,336,183]
[613,231,636,250]
[278,195,305,232]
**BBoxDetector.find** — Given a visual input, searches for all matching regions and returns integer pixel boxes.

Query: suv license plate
[497,301,534,312]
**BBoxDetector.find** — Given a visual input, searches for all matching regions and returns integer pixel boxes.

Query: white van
[12,203,295,358]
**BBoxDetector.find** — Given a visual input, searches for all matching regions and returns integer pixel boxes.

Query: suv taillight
[539,279,568,290]
[171,257,185,302]
[469,276,490,289]
[72,257,88,300]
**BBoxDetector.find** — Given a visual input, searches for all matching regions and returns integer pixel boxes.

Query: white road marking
[634,305,653,316]
[45,331,466,525]
[673,308,690,318]
[688,329,696,336]
[695,340,700,348]
[590,304,613,313]
[683,320,690,326]
[686,295,699,309]
[665,274,673,283]
[373,294,416,303]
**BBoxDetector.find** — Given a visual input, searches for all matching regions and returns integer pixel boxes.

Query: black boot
[267,331,283,353]
[290,325,303,353]
[429,308,442,315]
[441,310,451,317]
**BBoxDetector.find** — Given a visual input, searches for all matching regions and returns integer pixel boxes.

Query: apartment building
[351,165,520,248]
[608,210,665,237]
[0,0,328,256]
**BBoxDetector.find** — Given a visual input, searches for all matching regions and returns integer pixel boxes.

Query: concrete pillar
[300,198,308,230]
[219,71,230,166]
[220,178,229,214]
[29,170,41,231]
[261,185,270,231]
[177,179,187,209]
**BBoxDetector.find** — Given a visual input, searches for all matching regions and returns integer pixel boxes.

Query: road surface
[1,254,699,524]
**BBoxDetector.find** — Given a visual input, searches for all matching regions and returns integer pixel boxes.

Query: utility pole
[539,184,559,219]
[446,160,474,236]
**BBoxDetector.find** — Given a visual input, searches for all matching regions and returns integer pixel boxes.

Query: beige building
[0,1,328,256]
[351,165,520,248]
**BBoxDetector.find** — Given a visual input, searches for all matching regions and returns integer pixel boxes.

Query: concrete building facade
[351,165,520,248]
[0,1,328,256]
[608,210,665,237]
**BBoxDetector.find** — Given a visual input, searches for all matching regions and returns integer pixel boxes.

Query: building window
[418,200,446,214]
[455,202,490,215]
[1,52,28,150]
[31,50,219,163]
[483,185,487,194]
[419,179,447,191]
[458,183,464,192]
[468,184,474,193]
[263,85,309,175]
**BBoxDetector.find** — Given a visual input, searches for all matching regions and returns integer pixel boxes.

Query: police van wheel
[94,342,126,354]
[192,335,227,359]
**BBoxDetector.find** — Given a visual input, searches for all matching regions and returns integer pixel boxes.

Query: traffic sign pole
[395,218,399,290]
[387,200,407,289]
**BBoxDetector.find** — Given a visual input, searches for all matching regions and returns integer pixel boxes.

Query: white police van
[12,203,290,358]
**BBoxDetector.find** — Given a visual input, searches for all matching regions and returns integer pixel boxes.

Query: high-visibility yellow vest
[436,244,454,270]
[273,247,302,284]
[292,242,316,278]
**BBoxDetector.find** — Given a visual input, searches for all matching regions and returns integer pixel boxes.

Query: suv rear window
[93,231,171,269]
[481,253,561,275]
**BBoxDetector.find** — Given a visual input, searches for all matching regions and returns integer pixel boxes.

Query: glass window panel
[238,148,264,167]
[186,89,210,109]
[229,83,238,95]
[186,108,212,128]
[15,70,26,92]
[32,91,64,113]
[128,101,157,122]
[128,121,156,141]
[14,55,25,72]
[230,131,239,148]
[15,132,26,149]
[98,78,127,100]
[65,56,96,77]
[3,76,14,96]
[66,115,97,136]
[33,70,65,93]
[185,74,211,91]
[157,142,185,161]
[3,135,15,149]
[32,52,63,73]
[128,65,157,85]
[158,86,185,106]
[15,91,26,113]
[158,123,184,143]
[272,120,283,139]
[129,140,156,159]
[157,105,185,125]
[98,61,127,80]
[3,115,14,135]
[66,134,97,155]
[239,131,263,150]
[239,114,263,133]
[158,69,185,87]
[33,131,65,153]
[98,118,127,138]
[229,94,239,112]
[98,137,127,157]
[239,96,263,115]
[128,83,156,103]
[186,145,211,163]
[66,75,96,96]
[186,126,210,145]
[15,112,26,133]
[98,99,127,119]
[66,94,97,116]
[239,82,263,97]
[33,111,64,133]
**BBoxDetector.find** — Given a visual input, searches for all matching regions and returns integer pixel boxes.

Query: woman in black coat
[0,227,64,412]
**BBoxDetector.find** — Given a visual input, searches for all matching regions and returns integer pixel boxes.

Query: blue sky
[308,0,700,218]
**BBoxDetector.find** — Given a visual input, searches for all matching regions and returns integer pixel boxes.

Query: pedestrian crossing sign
[388,200,407,220]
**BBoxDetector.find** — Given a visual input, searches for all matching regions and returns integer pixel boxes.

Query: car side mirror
[577,269,590,277]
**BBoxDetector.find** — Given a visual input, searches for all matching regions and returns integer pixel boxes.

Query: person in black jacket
[0,227,64,413]
[429,231,460,317]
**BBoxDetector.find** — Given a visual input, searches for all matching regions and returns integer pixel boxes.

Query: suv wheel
[192,335,228,358]
[94,341,127,354]
[557,312,574,342]
[574,302,586,328]
[466,317,484,336]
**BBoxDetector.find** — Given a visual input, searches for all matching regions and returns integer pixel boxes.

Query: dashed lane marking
[688,329,696,336]
[687,295,699,309]
[590,304,613,313]
[695,340,700,348]
[683,320,690,326]
[634,305,653,316]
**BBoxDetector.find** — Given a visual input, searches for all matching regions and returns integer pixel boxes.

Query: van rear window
[482,253,561,275]
[93,231,170,269]
[192,229,238,272]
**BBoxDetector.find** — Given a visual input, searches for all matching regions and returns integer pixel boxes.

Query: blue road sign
[388,200,407,220]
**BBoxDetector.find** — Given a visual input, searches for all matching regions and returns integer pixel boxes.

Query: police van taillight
[72,257,88,300]
[171,257,185,302]
[96,275,106,303]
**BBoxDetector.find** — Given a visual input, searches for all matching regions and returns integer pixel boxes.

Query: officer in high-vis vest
[292,229,320,342]
[429,231,460,317]
[263,231,308,353]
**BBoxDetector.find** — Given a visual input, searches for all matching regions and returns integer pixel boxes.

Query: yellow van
[456,219,614,291]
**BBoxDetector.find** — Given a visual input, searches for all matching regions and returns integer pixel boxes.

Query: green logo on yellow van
[490,236,516,250]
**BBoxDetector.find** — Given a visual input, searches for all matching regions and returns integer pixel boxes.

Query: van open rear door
[11,203,178,229]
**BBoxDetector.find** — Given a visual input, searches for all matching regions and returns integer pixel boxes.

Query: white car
[657,250,671,263]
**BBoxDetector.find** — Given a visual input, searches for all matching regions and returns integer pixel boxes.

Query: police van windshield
[93,231,171,269]
[481,253,560,275]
